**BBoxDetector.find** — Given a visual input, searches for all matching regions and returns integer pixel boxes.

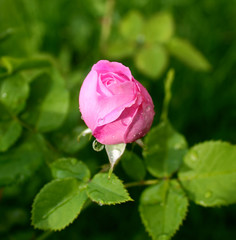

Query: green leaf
[119,10,145,42]
[50,158,91,182]
[0,119,22,152]
[144,121,188,178]
[121,150,146,181]
[135,44,168,78]
[0,1,43,56]
[178,141,236,206]
[0,102,11,120]
[0,134,45,186]
[0,73,29,115]
[32,178,88,231]
[106,39,135,59]
[167,37,211,71]
[139,180,188,240]
[144,12,174,44]
[21,70,69,132]
[87,173,132,205]
[0,57,51,78]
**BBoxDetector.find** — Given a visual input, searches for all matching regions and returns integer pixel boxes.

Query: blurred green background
[0,0,235,239]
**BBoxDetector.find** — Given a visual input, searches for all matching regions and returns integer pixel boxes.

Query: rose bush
[79,60,155,145]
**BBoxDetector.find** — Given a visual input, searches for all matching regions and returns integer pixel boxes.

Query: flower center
[105,78,117,87]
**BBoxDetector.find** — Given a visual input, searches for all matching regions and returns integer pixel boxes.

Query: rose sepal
[105,143,126,178]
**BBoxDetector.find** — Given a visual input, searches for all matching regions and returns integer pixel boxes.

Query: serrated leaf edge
[49,157,91,181]
[139,183,189,240]
[87,173,133,205]
[178,140,236,207]
[31,178,88,231]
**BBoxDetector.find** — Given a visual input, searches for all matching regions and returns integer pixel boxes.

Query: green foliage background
[0,0,236,239]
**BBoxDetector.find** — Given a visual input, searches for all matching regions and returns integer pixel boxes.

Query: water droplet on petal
[137,94,143,105]
[98,118,104,125]
[121,116,132,126]
[146,106,151,112]
[205,191,212,198]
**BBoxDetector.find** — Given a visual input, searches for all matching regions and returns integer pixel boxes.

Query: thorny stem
[124,179,159,188]
[99,0,115,52]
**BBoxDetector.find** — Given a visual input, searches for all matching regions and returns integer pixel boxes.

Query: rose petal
[93,104,138,145]
[134,79,154,105]
[97,74,113,97]
[92,60,132,80]
[124,101,155,143]
[79,70,99,130]
[80,71,137,131]
[79,60,155,145]
[97,81,137,126]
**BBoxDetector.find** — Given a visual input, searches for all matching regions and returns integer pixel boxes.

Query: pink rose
[79,60,155,145]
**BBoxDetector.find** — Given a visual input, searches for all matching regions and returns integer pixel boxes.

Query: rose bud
[79,60,155,145]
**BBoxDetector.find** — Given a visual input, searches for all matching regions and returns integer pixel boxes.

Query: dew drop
[199,200,207,206]
[174,143,183,150]
[190,150,198,162]
[71,158,77,165]
[1,92,7,98]
[158,234,169,240]
[98,118,104,124]
[160,202,165,207]
[81,115,84,120]
[121,116,132,126]
[205,191,212,199]
[98,202,103,206]
[92,139,104,152]
[146,106,151,112]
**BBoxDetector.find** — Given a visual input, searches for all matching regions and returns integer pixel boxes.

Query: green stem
[36,231,52,240]
[160,69,175,122]
[125,179,159,188]
[99,0,115,52]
